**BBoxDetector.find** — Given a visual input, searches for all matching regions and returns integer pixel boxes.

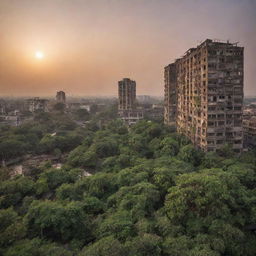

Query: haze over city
[0,0,255,97]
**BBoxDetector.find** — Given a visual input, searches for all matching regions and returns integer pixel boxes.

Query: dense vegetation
[0,104,117,162]
[0,112,256,255]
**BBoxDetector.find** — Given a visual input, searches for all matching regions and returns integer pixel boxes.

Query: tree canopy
[0,115,256,255]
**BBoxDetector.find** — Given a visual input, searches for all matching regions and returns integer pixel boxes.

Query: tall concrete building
[164,39,244,153]
[118,78,136,111]
[118,78,143,125]
[56,91,66,103]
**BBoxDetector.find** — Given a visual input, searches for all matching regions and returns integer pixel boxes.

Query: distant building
[0,103,6,115]
[56,91,66,103]
[137,95,151,103]
[243,116,256,148]
[143,103,164,121]
[119,110,144,126]
[26,97,48,112]
[0,114,20,126]
[164,39,244,153]
[118,78,143,125]
[118,78,136,111]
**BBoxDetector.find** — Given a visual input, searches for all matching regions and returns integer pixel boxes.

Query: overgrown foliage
[0,116,256,255]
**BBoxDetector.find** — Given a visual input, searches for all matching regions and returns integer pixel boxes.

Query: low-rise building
[243,116,256,148]
[26,97,49,112]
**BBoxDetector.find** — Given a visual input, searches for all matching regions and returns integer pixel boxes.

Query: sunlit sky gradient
[0,0,255,97]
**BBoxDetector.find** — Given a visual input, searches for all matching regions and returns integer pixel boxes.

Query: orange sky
[0,0,255,97]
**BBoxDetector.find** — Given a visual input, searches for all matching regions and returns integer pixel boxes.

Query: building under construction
[164,39,244,153]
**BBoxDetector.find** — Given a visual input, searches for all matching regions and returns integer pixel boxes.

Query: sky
[0,0,255,97]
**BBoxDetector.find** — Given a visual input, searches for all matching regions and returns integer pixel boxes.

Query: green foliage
[0,167,11,182]
[79,236,126,256]
[53,102,66,112]
[158,136,179,157]
[126,233,162,256]
[1,118,256,255]
[0,208,26,248]
[74,108,90,121]
[0,111,81,160]
[38,132,81,153]
[24,200,91,242]
[96,211,134,241]
[165,169,255,255]
[36,168,72,191]
[0,139,26,160]
[0,176,35,208]
[178,144,203,166]
[4,238,73,256]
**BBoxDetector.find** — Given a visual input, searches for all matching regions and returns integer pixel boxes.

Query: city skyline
[0,0,255,97]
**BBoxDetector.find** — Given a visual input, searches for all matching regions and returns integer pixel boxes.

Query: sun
[35,51,44,59]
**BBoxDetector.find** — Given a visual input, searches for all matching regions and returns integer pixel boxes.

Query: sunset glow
[0,0,255,96]
[35,51,44,59]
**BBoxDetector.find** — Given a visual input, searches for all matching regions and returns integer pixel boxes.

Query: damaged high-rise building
[164,39,244,153]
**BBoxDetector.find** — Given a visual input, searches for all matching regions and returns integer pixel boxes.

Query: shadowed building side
[164,63,177,126]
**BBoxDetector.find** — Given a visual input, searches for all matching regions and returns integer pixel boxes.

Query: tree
[0,167,11,182]
[4,239,73,256]
[108,182,160,220]
[36,168,73,191]
[162,235,191,256]
[53,102,66,112]
[178,144,203,166]
[0,176,35,208]
[216,144,235,158]
[165,169,254,255]
[24,200,91,242]
[92,138,119,158]
[0,139,26,160]
[74,109,90,121]
[79,236,126,256]
[0,208,26,248]
[200,152,223,169]
[158,137,179,157]
[96,211,134,241]
[126,233,162,256]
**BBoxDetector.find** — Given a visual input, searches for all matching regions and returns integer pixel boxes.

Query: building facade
[164,39,244,153]
[118,78,143,125]
[56,91,66,103]
[118,78,136,111]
